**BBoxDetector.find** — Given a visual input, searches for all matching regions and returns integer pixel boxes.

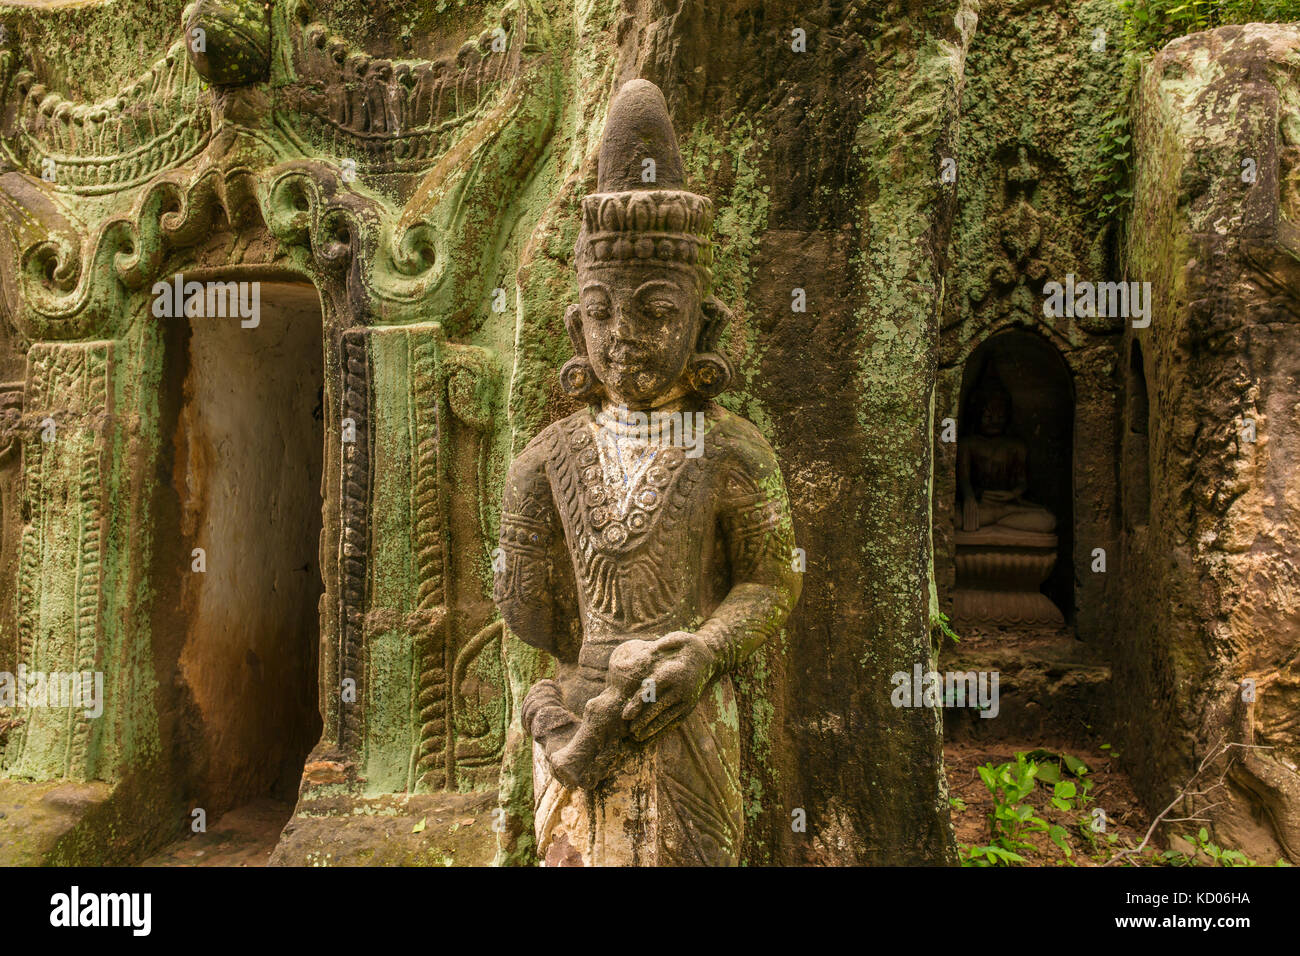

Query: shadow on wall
[1123,340,1151,531]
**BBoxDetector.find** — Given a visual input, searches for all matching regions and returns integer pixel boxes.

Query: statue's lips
[606,346,654,371]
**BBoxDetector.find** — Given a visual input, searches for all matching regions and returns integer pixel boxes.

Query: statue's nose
[611,303,635,338]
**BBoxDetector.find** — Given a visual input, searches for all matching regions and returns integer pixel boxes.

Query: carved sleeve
[694,431,803,674]
[494,435,576,661]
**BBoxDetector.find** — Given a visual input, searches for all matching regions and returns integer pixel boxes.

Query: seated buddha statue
[957,368,1057,535]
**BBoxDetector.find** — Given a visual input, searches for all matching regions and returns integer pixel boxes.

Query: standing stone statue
[493,79,802,866]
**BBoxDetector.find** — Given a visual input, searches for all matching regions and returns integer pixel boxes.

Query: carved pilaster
[5,341,111,781]
[338,328,370,756]
[340,323,504,795]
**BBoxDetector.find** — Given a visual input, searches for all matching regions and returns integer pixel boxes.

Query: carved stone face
[577,265,702,406]
[978,393,1009,437]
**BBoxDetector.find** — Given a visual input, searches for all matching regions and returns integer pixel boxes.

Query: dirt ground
[945,740,1159,865]
[138,799,292,867]
[139,791,501,867]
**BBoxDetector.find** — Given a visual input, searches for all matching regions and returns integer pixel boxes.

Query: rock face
[0,0,969,867]
[933,0,1130,650]
[0,0,1294,867]
[1123,23,1300,864]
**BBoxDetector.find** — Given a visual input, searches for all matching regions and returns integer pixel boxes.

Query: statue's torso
[546,409,716,623]
[534,403,765,708]
[963,433,1027,493]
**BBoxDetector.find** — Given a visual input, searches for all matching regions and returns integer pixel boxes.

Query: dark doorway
[959,330,1075,621]
[166,279,324,822]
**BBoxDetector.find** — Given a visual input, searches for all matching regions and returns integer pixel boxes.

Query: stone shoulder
[507,412,588,475]
[704,404,784,482]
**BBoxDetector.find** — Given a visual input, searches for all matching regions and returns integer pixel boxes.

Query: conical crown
[576,79,713,285]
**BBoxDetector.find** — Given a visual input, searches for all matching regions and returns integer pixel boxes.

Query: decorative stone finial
[596,79,686,192]
[575,79,715,302]
[182,0,271,87]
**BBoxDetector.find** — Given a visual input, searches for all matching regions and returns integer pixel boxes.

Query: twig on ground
[1104,737,1272,866]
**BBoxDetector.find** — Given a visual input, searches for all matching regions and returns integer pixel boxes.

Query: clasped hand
[615,631,717,743]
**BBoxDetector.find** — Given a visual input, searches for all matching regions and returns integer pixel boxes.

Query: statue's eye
[585,303,610,321]
[645,299,677,319]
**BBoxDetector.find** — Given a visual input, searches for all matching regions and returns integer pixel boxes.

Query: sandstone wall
[3,0,1294,867]
[1124,22,1300,863]
[0,0,969,865]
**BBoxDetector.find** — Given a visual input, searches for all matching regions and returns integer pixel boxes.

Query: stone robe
[496,401,798,865]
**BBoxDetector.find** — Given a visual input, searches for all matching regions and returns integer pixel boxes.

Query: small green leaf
[412,817,427,833]
[1049,824,1072,857]
[988,846,1027,865]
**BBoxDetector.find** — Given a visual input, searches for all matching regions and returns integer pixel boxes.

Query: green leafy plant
[959,750,1104,865]
[960,753,1053,866]
[1162,828,1295,867]
[1119,0,1300,55]
[936,611,960,645]
[1091,106,1136,225]
[962,843,1029,866]
[958,750,1292,866]
[1030,750,1096,859]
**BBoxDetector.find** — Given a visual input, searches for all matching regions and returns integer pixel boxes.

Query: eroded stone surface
[1124,22,1300,864]
[0,0,1293,869]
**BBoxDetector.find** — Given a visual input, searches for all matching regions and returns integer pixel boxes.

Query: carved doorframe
[935,318,1120,640]
[0,0,560,808]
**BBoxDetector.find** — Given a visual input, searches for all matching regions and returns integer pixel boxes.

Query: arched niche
[957,329,1075,623]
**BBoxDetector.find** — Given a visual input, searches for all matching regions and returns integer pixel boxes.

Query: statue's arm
[494,437,571,659]
[1009,438,1030,497]
[957,439,976,500]
[695,442,803,674]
